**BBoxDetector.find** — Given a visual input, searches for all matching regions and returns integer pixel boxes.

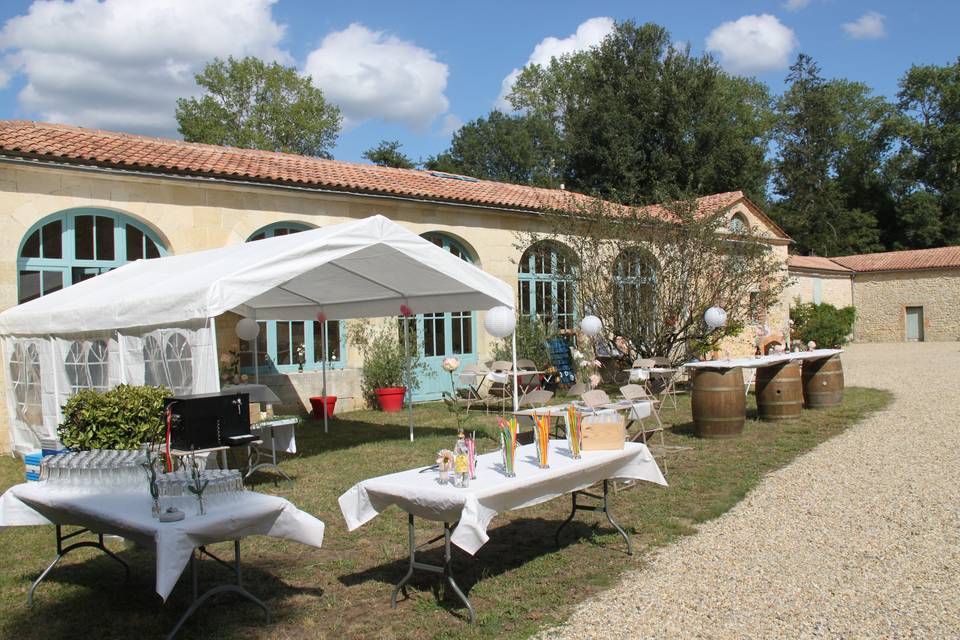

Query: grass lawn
[0,386,891,639]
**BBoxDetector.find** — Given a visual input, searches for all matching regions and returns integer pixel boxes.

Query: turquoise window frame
[418,233,478,357]
[517,242,578,331]
[17,208,168,304]
[242,222,346,374]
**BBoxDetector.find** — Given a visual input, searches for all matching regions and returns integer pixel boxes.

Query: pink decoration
[316,311,327,323]
[400,304,413,317]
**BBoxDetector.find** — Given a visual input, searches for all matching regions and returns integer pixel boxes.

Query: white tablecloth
[0,483,325,600]
[251,418,298,454]
[338,441,666,555]
[684,348,842,370]
[513,400,652,422]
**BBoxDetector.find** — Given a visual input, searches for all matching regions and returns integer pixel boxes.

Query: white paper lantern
[580,315,602,337]
[484,306,516,338]
[235,317,260,341]
[704,306,727,330]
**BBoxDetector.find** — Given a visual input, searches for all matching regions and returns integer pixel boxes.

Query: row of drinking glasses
[39,450,147,491]
[157,469,245,504]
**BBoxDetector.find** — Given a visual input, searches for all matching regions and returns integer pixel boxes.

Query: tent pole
[253,330,260,385]
[404,317,413,442]
[511,331,519,413]
[210,317,221,392]
[322,320,328,434]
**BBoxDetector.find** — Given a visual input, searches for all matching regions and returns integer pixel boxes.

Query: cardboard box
[580,414,626,451]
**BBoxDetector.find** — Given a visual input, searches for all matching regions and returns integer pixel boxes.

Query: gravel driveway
[542,343,960,639]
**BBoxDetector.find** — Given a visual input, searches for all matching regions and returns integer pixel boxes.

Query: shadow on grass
[338,515,631,619]
[3,544,324,640]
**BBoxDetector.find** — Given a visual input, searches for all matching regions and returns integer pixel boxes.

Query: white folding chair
[484,361,513,414]
[620,384,667,475]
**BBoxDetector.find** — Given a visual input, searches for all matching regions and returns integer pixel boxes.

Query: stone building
[0,120,791,452]
[788,246,960,342]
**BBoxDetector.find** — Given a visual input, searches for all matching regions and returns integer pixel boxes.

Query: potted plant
[349,320,429,411]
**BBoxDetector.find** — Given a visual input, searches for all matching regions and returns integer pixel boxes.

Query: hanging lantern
[580,315,602,337]
[235,317,260,341]
[484,306,516,338]
[704,307,727,330]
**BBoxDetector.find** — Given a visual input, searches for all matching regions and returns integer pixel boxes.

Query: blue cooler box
[24,451,43,481]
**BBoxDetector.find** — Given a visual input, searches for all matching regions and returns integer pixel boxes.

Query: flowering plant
[442,357,460,372]
[220,345,241,385]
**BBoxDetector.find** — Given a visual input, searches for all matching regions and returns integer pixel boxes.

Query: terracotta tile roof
[830,246,960,273]
[0,120,761,226]
[787,255,852,273]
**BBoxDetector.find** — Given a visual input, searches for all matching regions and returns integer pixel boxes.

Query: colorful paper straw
[497,416,518,477]
[466,435,476,479]
[531,412,551,469]
[566,405,582,459]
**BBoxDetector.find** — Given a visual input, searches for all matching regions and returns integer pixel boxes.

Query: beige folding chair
[649,356,681,411]
[567,381,589,397]
[457,363,487,412]
[620,384,667,475]
[518,389,554,409]
[484,361,513,413]
[515,358,541,396]
[630,358,657,395]
[581,389,611,408]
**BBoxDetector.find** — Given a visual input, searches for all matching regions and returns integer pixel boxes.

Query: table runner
[338,441,666,555]
[0,484,325,600]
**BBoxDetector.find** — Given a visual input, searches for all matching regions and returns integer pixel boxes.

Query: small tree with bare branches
[515,192,786,365]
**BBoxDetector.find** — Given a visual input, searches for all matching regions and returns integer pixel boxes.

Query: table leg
[554,480,632,555]
[245,427,292,483]
[28,525,131,606]
[390,514,476,623]
[165,540,270,640]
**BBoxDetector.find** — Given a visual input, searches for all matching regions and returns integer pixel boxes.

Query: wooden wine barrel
[692,368,745,437]
[755,361,803,421]
[802,354,844,408]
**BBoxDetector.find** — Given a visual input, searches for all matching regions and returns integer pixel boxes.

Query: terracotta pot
[375,387,407,412]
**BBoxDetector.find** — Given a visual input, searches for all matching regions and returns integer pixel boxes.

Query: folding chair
[484,361,513,414]
[580,389,611,408]
[567,381,589,398]
[515,358,541,396]
[457,363,487,412]
[629,358,657,395]
[620,384,667,475]
[650,356,682,411]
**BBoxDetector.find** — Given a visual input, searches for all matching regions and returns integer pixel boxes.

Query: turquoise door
[411,234,479,401]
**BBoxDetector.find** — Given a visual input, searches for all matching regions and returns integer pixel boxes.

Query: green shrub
[348,320,430,405]
[490,315,554,369]
[791,302,856,348]
[58,384,170,450]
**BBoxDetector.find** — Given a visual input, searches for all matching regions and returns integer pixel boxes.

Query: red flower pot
[309,396,337,419]
[375,387,407,412]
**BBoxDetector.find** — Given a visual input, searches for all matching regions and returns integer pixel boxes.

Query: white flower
[442,357,461,372]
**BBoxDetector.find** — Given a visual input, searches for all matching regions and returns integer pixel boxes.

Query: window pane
[43,270,63,296]
[18,271,41,303]
[145,237,160,259]
[292,321,305,364]
[276,321,292,365]
[434,315,446,356]
[42,221,62,259]
[72,266,104,284]
[126,226,144,260]
[519,280,530,316]
[75,215,94,259]
[424,315,436,357]
[21,230,40,258]
[452,315,462,354]
[95,216,115,260]
[312,321,341,362]
[250,232,266,242]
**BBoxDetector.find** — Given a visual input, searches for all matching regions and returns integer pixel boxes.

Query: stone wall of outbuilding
[852,269,960,342]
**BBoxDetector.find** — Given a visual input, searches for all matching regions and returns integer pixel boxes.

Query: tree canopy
[363,140,415,169]
[176,56,342,159]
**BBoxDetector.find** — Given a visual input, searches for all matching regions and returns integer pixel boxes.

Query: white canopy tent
[0,215,517,454]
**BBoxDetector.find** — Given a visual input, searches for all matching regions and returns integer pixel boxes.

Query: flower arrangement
[436,449,454,484]
[573,348,603,388]
[296,343,306,372]
[187,453,209,515]
[141,449,161,518]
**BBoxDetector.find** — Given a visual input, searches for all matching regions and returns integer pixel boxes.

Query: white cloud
[843,12,886,39]
[495,16,614,110]
[705,14,798,75]
[303,23,449,132]
[0,0,289,136]
[440,113,463,137]
[783,0,811,11]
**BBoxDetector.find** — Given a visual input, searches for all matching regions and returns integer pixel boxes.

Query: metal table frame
[389,479,631,623]
[27,527,269,639]
[246,418,298,482]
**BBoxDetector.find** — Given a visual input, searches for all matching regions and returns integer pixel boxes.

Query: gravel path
[543,343,960,639]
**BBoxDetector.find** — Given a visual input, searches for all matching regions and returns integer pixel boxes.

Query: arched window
[728,213,748,233]
[239,222,344,372]
[9,342,42,427]
[17,209,167,304]
[613,248,658,339]
[64,339,109,393]
[144,332,194,395]
[518,241,577,331]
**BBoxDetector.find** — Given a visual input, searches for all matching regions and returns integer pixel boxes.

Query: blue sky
[0,0,955,164]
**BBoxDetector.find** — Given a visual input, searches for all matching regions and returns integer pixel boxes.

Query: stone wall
[786,270,854,308]
[0,163,790,452]
[852,269,960,342]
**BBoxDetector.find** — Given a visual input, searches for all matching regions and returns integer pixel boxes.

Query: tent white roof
[0,215,515,335]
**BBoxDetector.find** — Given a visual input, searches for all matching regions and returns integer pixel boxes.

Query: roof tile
[830,246,960,272]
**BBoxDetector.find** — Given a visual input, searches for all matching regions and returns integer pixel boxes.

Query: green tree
[176,56,341,158]
[772,54,889,256]
[897,57,960,245]
[363,140,415,169]
[425,111,562,187]
[508,21,774,204]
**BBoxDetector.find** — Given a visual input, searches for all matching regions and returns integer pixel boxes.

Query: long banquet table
[0,482,325,638]
[338,440,666,621]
